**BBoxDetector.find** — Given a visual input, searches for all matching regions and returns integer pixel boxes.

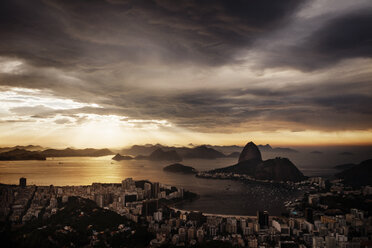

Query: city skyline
[1,0,372,147]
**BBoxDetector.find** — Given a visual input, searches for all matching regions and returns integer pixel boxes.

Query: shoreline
[169,206,259,219]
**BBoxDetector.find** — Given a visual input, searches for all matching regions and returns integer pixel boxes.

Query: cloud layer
[0,0,371,146]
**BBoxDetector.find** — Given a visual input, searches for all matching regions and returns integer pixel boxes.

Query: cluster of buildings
[0,177,185,226]
[145,207,371,247]
[196,172,303,187]
[0,176,371,247]
[144,177,371,247]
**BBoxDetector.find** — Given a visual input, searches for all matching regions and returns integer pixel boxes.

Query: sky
[0,0,371,148]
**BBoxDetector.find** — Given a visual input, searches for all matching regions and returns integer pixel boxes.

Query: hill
[112,153,134,161]
[0,145,44,153]
[0,149,46,161]
[209,141,306,182]
[163,163,197,174]
[2,196,153,248]
[148,148,182,162]
[41,148,114,157]
[334,163,355,170]
[182,146,225,159]
[336,159,372,187]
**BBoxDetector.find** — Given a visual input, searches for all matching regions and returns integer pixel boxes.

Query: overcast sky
[0,0,371,148]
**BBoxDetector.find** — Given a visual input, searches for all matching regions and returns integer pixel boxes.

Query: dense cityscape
[1,174,371,247]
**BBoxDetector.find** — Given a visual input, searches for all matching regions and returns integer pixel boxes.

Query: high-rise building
[144,182,152,199]
[305,208,314,223]
[152,182,160,198]
[122,178,135,190]
[197,228,204,243]
[325,236,336,248]
[178,227,186,242]
[154,211,163,222]
[257,211,269,229]
[19,177,26,188]
[142,199,159,216]
[124,192,137,205]
[188,227,195,241]
[226,218,237,233]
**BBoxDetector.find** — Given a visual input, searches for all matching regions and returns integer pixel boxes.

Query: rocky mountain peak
[238,141,262,163]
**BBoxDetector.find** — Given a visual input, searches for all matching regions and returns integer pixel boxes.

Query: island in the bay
[163,163,198,174]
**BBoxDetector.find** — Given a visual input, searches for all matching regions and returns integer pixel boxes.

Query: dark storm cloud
[305,9,372,66]
[260,8,372,70]
[0,0,306,67]
[0,0,371,135]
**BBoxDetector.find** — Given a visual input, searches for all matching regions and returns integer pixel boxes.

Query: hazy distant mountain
[0,145,44,153]
[149,148,182,161]
[120,143,299,161]
[112,154,134,161]
[135,148,182,162]
[41,148,114,157]
[226,152,240,158]
[209,142,305,182]
[336,159,372,187]
[204,145,243,154]
[121,144,164,156]
[268,147,299,153]
[0,148,46,160]
[121,144,226,160]
[163,163,197,174]
[257,144,272,151]
[182,146,225,159]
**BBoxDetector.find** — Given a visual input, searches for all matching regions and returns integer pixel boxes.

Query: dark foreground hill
[209,142,306,182]
[336,159,372,187]
[1,196,153,248]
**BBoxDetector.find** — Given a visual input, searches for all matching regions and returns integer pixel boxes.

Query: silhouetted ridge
[336,159,372,187]
[0,148,46,161]
[112,153,133,161]
[148,148,182,162]
[209,141,305,182]
[183,145,225,159]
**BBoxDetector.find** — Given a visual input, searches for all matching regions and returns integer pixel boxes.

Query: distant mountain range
[0,147,114,160]
[0,142,299,161]
[112,154,134,161]
[115,145,226,162]
[41,148,114,157]
[0,145,44,153]
[208,142,306,182]
[0,148,46,161]
[142,148,182,162]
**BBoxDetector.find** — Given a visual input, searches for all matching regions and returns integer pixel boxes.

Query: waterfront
[1,146,370,215]
[0,155,320,216]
